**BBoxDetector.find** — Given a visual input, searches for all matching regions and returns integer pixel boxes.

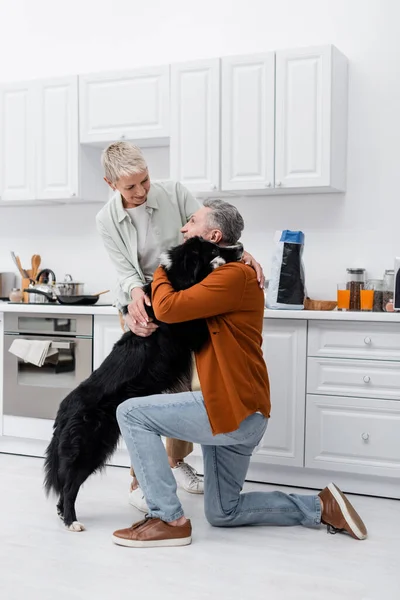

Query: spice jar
[9,288,23,302]
[346,268,365,311]
[383,269,394,312]
[367,279,384,312]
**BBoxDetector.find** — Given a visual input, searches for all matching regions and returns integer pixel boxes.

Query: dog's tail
[44,435,62,497]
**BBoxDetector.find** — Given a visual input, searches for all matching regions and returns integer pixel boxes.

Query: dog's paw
[67,521,86,532]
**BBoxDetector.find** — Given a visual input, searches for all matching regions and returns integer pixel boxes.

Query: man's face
[181,206,222,243]
[104,170,151,208]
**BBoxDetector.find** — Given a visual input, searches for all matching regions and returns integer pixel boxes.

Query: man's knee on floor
[204,503,237,527]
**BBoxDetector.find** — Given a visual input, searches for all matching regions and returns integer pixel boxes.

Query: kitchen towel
[8,339,58,367]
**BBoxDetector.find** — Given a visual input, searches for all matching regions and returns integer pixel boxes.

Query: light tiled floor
[0,453,399,600]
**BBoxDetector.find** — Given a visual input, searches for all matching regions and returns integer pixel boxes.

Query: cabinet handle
[364,336,372,345]
[265,182,271,188]
[120,134,126,139]
[361,432,370,441]
[71,192,76,197]
[210,185,217,191]
[363,375,371,383]
[276,181,282,187]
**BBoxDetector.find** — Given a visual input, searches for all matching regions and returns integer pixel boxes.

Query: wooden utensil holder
[22,269,33,303]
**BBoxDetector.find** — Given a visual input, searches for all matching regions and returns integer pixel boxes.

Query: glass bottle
[383,269,395,312]
[9,288,23,302]
[346,268,366,311]
[367,279,383,312]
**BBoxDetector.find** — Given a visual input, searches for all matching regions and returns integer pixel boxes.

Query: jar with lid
[367,279,384,312]
[346,268,366,311]
[383,269,395,312]
[9,288,23,302]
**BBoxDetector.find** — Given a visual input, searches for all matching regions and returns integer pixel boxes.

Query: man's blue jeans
[116,391,321,528]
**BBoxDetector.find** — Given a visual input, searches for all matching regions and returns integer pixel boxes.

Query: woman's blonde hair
[101,142,148,183]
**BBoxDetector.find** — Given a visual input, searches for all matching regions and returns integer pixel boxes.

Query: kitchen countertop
[1,301,400,321]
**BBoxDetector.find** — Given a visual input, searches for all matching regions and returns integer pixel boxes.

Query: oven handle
[51,341,74,350]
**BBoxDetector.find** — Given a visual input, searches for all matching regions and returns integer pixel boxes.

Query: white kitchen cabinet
[79,66,170,145]
[253,319,307,467]
[93,314,123,370]
[170,59,220,194]
[36,76,79,200]
[0,82,36,201]
[221,53,275,191]
[305,395,400,479]
[275,45,348,192]
[0,76,107,204]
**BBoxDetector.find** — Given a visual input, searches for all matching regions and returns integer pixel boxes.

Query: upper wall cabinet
[275,45,348,192]
[79,66,170,145]
[0,77,107,204]
[0,81,36,201]
[170,59,220,194]
[221,53,275,191]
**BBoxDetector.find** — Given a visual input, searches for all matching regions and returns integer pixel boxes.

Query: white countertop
[0,302,118,316]
[1,301,400,322]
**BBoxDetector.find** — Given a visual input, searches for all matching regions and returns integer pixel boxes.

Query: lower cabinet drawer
[305,395,400,478]
[307,357,400,400]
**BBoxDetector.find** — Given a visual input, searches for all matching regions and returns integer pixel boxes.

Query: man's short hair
[203,199,244,245]
[101,142,148,183]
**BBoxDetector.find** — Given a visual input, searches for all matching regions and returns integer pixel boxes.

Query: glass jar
[9,288,23,302]
[367,279,384,312]
[346,268,366,311]
[383,269,394,312]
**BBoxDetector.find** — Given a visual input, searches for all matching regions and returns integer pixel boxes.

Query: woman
[96,142,263,512]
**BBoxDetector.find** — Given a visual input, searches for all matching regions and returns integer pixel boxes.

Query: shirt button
[154,229,160,235]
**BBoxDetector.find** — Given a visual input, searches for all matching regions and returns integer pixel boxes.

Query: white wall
[0,0,399,299]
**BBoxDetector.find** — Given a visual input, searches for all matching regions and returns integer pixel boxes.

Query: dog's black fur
[44,237,243,530]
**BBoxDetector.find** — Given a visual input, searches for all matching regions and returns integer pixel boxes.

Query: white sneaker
[128,486,149,513]
[172,462,204,494]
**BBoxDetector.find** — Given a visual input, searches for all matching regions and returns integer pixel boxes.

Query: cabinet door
[254,319,307,467]
[36,76,79,200]
[275,46,333,189]
[93,315,123,370]
[0,82,36,201]
[170,59,220,193]
[221,53,275,191]
[79,66,170,144]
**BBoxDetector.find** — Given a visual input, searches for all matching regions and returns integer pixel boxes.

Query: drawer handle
[363,375,371,383]
[361,432,370,441]
[364,336,372,345]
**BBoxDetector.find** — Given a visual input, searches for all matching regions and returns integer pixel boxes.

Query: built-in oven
[3,313,93,420]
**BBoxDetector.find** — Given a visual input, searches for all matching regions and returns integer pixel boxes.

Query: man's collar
[116,187,159,222]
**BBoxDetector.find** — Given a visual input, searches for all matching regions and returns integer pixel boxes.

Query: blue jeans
[116,391,321,527]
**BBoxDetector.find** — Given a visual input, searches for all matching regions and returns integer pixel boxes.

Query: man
[113,199,367,548]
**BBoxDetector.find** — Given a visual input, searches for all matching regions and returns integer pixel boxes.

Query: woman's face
[105,170,151,208]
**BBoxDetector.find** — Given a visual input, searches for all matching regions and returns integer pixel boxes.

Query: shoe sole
[182,488,204,494]
[328,482,367,540]
[112,535,192,548]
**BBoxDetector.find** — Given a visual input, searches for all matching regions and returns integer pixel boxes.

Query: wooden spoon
[31,254,41,280]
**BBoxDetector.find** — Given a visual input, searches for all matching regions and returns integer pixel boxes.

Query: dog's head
[159,236,244,291]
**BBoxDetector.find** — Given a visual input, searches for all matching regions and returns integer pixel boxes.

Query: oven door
[3,334,92,420]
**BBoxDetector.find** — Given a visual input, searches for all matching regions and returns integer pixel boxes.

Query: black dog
[44,237,243,531]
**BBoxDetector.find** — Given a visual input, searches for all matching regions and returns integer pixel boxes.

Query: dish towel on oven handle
[8,339,59,367]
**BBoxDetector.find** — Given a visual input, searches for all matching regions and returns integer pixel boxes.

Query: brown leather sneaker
[112,517,192,548]
[319,483,367,540]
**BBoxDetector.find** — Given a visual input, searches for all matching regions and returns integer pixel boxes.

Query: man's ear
[210,229,223,244]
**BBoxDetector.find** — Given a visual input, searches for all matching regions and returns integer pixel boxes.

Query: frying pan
[24,289,110,306]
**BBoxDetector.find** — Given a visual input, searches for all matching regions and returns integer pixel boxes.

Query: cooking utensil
[31,255,41,280]
[57,274,85,296]
[23,289,110,306]
[10,251,34,283]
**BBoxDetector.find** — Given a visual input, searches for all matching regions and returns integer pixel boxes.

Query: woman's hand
[242,251,265,288]
[128,287,152,326]
[124,313,158,337]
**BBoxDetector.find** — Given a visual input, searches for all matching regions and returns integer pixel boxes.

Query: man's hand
[128,287,151,326]
[124,313,158,337]
[242,251,265,289]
